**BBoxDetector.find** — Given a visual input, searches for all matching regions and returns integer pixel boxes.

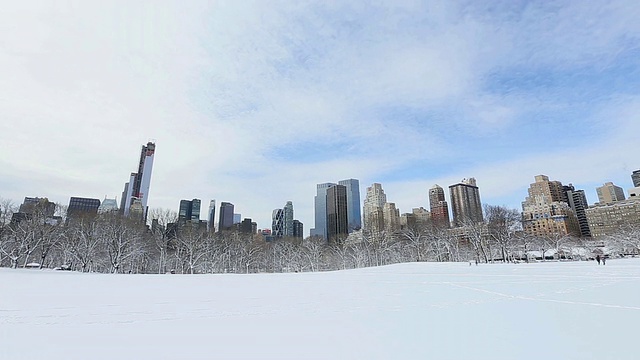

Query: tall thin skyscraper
[565,184,591,237]
[338,179,362,232]
[208,200,216,231]
[218,202,234,232]
[283,201,294,237]
[429,185,450,228]
[123,141,155,220]
[311,182,336,239]
[293,220,304,238]
[449,178,483,227]
[326,184,348,242]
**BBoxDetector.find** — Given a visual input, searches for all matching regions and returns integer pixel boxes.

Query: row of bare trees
[1,199,639,274]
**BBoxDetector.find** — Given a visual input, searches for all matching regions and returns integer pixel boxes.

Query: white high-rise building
[363,183,387,235]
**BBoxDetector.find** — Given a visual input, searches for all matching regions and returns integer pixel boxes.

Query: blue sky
[1,1,639,233]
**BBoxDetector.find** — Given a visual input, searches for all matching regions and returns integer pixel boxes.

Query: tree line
[1,200,639,274]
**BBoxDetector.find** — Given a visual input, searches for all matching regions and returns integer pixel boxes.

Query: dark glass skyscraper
[67,197,101,219]
[311,182,336,239]
[326,184,348,242]
[338,179,362,232]
[293,220,303,238]
[218,202,235,232]
[178,199,201,224]
[565,184,591,237]
[272,208,284,238]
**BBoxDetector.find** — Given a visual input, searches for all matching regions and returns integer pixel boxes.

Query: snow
[2,259,640,360]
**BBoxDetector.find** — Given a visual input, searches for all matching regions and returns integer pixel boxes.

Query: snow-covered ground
[2,259,639,360]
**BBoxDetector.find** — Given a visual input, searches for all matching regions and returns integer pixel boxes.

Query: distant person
[602,257,606,265]
[596,255,601,265]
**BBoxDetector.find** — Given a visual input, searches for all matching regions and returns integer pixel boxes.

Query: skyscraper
[208,200,216,231]
[67,197,101,220]
[383,202,400,232]
[122,141,155,220]
[338,179,362,232]
[218,202,234,232]
[363,183,387,235]
[326,184,348,242]
[596,182,625,203]
[178,199,201,224]
[272,208,284,238]
[293,220,304,238]
[565,184,591,237]
[449,178,483,227]
[429,185,450,228]
[311,182,336,239]
[283,201,294,237]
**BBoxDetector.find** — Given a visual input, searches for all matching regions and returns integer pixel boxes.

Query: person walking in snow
[602,256,606,265]
[596,255,601,265]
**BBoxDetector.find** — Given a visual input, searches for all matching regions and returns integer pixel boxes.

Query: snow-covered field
[2,259,639,360]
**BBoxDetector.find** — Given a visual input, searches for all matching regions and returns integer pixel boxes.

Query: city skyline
[1,2,640,235]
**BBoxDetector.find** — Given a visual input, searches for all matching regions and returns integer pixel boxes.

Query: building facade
[122,141,155,221]
[586,199,640,238]
[429,185,450,228]
[449,178,483,227]
[311,182,336,239]
[596,182,625,204]
[363,183,387,235]
[338,179,362,232]
[632,170,640,188]
[521,175,580,237]
[67,197,101,219]
[293,220,304,238]
[383,202,400,232]
[283,201,294,237]
[98,198,118,214]
[272,208,284,238]
[178,199,201,224]
[565,185,591,237]
[218,202,235,232]
[207,200,216,232]
[326,184,348,242]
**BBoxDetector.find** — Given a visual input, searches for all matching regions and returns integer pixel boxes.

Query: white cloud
[1,1,638,232]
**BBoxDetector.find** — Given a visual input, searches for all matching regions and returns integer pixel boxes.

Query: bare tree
[485,205,522,263]
[174,224,209,274]
[400,225,429,262]
[148,208,178,274]
[99,214,144,274]
[302,236,328,272]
